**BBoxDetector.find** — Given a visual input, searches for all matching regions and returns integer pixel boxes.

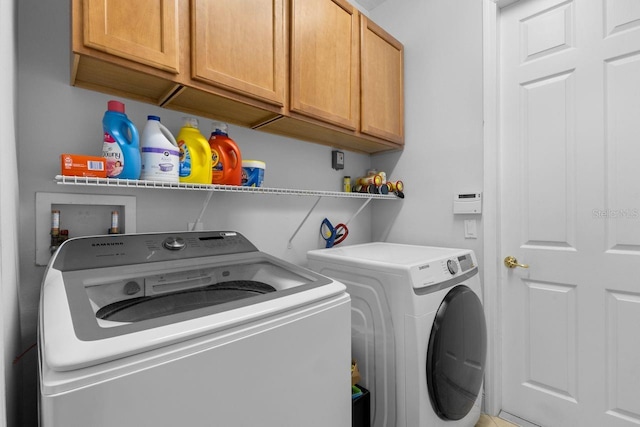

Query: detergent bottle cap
[147,115,161,121]
[211,121,228,136]
[183,117,199,129]
[107,100,125,113]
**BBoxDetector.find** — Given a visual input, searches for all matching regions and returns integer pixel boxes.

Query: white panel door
[500,0,640,426]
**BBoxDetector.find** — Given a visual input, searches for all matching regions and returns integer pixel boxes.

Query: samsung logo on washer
[418,264,430,270]
[91,242,124,247]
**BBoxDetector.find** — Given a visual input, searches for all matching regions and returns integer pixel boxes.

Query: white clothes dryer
[39,231,351,427]
[308,242,486,427]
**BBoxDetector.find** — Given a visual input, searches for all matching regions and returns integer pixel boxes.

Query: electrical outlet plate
[332,150,344,170]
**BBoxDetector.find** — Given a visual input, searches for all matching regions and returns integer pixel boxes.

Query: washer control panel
[52,231,259,271]
[163,236,186,251]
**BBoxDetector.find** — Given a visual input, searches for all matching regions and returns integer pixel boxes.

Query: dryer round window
[427,284,487,420]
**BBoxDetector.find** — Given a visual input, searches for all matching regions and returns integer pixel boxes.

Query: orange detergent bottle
[209,122,242,185]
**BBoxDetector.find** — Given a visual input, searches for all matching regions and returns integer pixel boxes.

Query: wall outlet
[332,150,345,170]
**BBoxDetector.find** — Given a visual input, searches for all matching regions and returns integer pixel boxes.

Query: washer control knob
[123,281,141,295]
[447,259,458,275]
[163,236,186,251]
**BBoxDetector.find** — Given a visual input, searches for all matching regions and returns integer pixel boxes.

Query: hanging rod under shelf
[54,175,399,200]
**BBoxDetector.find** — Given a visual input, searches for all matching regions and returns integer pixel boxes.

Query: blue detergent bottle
[101,100,141,179]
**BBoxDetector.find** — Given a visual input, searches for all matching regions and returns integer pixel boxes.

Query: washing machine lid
[427,284,487,420]
[41,231,344,371]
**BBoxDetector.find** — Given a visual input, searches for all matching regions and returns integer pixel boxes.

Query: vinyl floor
[476,414,520,427]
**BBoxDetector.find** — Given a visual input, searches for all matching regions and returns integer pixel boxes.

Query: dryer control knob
[163,237,186,251]
[447,259,458,275]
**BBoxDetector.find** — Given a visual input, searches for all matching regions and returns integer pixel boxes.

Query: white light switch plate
[464,220,477,239]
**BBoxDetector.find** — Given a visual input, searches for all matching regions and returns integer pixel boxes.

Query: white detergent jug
[140,115,180,183]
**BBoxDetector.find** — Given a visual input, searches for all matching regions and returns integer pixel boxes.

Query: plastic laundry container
[352,384,370,427]
[241,160,265,187]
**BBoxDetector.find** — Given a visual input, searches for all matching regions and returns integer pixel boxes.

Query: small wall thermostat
[332,150,344,170]
[453,192,482,214]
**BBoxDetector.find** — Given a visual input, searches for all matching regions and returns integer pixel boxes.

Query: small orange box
[60,154,107,178]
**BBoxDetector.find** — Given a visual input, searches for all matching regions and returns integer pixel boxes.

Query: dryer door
[426,284,486,420]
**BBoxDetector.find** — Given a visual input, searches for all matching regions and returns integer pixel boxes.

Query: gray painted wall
[364,0,484,264]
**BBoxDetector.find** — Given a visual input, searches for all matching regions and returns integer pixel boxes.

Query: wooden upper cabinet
[82,0,180,73]
[72,0,403,152]
[290,0,359,130]
[360,15,404,144]
[191,0,286,107]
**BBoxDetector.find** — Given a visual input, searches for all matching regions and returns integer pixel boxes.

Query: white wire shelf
[54,175,399,200]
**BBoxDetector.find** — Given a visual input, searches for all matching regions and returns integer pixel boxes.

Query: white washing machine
[308,242,486,427]
[39,231,351,427]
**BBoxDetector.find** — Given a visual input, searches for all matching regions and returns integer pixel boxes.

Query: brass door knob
[504,256,529,269]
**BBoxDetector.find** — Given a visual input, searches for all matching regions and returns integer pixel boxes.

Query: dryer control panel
[446,259,458,275]
[440,254,474,277]
[410,251,477,293]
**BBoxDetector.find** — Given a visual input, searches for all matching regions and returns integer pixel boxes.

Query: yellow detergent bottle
[177,117,212,184]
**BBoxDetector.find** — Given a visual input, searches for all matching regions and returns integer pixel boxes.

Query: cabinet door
[82,0,179,73]
[191,0,286,107]
[360,16,404,144]
[290,0,359,130]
